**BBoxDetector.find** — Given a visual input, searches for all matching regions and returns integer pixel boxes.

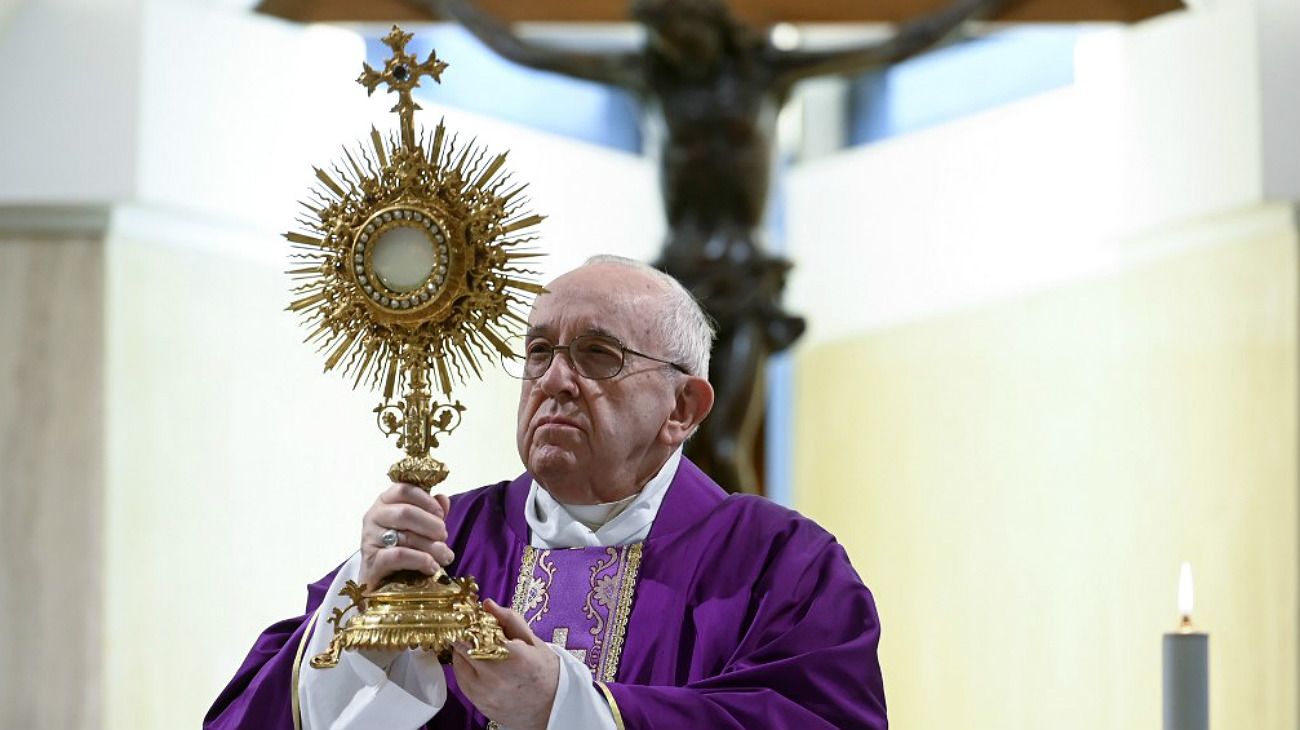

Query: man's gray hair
[582,254,715,377]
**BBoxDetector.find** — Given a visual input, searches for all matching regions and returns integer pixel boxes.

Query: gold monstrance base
[308,457,509,668]
[310,454,509,667]
[309,569,509,668]
[309,398,510,669]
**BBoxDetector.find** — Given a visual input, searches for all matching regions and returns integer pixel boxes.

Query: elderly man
[206,256,887,729]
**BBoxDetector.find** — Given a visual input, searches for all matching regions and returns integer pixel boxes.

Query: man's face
[516,265,681,502]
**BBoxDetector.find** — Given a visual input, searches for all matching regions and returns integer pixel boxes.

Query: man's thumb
[433,492,451,519]
[484,598,535,643]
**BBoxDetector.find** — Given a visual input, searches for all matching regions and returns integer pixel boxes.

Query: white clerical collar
[525,448,683,548]
[562,492,638,531]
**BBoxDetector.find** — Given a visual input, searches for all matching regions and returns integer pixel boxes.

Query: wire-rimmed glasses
[502,334,690,380]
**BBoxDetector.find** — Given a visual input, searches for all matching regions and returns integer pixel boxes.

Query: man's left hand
[453,599,559,730]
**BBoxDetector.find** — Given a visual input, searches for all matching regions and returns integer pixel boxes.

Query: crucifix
[356,26,450,148]
[431,0,1005,494]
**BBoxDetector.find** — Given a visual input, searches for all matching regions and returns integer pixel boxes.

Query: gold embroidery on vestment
[600,543,643,683]
[550,627,589,663]
[291,607,324,730]
[510,545,539,616]
[509,543,645,684]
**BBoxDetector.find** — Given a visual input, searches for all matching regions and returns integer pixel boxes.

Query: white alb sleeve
[299,553,448,730]
[542,645,619,730]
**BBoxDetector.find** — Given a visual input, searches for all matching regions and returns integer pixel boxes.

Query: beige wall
[795,208,1298,729]
[0,233,104,730]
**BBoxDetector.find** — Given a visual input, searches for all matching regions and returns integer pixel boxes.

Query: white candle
[1163,562,1208,730]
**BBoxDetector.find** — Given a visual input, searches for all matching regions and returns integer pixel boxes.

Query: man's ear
[660,376,715,446]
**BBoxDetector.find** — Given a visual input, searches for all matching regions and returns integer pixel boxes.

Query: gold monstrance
[287,26,544,668]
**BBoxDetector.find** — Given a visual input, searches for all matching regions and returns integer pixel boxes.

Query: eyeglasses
[503,334,690,380]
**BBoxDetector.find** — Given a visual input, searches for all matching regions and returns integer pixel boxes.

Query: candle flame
[1178,562,1194,618]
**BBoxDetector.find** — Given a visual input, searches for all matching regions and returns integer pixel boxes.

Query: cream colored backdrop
[795,212,1297,728]
[781,6,1299,727]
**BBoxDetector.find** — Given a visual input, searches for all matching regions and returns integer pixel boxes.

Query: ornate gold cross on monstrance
[283,26,544,668]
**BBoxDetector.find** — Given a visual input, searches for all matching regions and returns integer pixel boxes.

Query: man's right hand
[359,483,454,589]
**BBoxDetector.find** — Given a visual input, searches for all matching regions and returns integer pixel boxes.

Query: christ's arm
[768,0,1006,94]
[424,0,645,91]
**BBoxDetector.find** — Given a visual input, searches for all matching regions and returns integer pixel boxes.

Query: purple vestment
[205,459,887,729]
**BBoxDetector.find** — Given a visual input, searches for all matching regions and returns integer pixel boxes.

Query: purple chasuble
[205,459,887,729]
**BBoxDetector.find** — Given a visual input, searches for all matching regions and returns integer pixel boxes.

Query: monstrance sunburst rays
[285,27,544,400]
[289,25,541,671]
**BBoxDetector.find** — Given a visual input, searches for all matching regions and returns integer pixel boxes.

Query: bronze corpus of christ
[432,0,1004,494]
